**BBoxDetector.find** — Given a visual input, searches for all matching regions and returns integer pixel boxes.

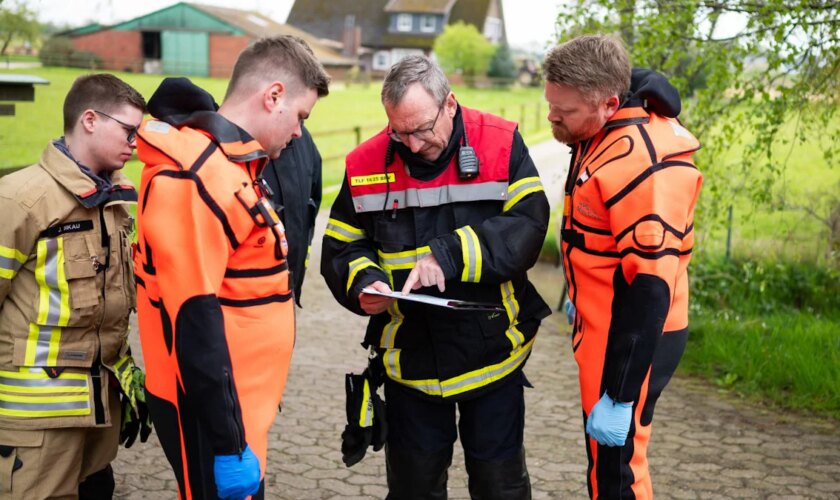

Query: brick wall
[71,30,143,73]
[209,35,251,78]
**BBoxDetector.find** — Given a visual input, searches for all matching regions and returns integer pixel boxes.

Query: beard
[551,114,603,145]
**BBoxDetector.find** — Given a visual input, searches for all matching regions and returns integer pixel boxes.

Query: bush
[38,36,74,67]
[39,36,101,69]
[690,257,840,317]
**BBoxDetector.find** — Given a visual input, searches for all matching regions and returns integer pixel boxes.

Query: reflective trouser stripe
[383,337,535,399]
[455,227,482,282]
[500,281,526,349]
[503,176,544,212]
[325,218,366,243]
[0,244,27,279]
[26,238,70,366]
[0,368,91,417]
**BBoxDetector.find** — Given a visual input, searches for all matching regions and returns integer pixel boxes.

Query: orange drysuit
[561,88,702,498]
[134,111,294,499]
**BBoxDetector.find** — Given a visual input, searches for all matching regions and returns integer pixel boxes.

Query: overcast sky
[30,0,564,51]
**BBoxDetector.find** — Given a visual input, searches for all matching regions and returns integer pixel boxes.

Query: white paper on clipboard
[361,287,504,312]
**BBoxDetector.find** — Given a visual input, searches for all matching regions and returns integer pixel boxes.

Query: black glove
[119,367,153,448]
[341,369,386,467]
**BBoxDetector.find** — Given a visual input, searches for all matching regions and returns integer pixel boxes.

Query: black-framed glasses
[387,103,445,143]
[94,110,139,143]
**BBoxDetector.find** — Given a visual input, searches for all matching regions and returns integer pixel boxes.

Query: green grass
[682,256,840,419]
[695,111,840,262]
[682,312,840,419]
[0,67,550,185]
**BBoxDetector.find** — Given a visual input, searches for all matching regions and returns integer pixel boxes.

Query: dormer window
[420,15,436,33]
[396,13,412,32]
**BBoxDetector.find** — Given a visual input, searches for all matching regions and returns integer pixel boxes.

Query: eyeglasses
[94,110,139,143]
[387,103,445,143]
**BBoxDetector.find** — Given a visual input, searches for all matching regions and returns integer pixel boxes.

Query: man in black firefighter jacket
[321,55,551,499]
[262,124,322,305]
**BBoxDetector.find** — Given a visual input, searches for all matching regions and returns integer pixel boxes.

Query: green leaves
[555,0,839,229]
[433,21,496,81]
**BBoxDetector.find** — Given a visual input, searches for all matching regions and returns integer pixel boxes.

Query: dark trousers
[384,371,531,500]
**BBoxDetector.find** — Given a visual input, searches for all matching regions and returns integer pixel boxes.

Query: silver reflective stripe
[459,229,479,281]
[0,376,86,388]
[0,254,24,275]
[44,238,62,326]
[325,221,365,242]
[33,325,52,366]
[352,181,509,213]
[508,178,542,201]
[377,248,431,269]
[0,400,89,411]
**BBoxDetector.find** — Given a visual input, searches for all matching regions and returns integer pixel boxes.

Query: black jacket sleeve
[320,179,390,316]
[429,129,549,283]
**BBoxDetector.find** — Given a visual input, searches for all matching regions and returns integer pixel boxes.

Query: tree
[488,43,517,80]
[433,21,496,82]
[555,0,839,226]
[0,0,39,55]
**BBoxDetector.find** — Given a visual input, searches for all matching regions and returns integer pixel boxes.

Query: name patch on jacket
[40,220,94,238]
[350,173,395,186]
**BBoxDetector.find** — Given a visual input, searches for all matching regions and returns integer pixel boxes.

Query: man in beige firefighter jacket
[0,74,150,498]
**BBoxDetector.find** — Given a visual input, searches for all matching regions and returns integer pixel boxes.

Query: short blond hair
[544,35,631,105]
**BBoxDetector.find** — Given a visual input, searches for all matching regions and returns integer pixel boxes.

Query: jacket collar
[164,110,268,164]
[603,104,650,130]
[40,142,137,208]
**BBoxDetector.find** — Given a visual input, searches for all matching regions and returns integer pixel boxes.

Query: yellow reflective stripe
[503,176,544,212]
[0,244,27,279]
[377,246,431,271]
[501,281,525,349]
[305,244,311,268]
[385,338,536,399]
[0,245,27,264]
[0,391,91,418]
[456,227,482,282]
[380,300,404,348]
[35,239,49,325]
[29,238,70,366]
[0,367,89,394]
[346,256,382,293]
[325,218,366,243]
[359,378,373,427]
[383,348,403,381]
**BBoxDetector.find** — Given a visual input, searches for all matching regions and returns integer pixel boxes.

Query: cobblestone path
[113,140,839,498]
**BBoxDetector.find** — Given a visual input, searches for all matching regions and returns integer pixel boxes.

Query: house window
[420,15,436,33]
[391,48,424,65]
[373,50,391,71]
[396,13,413,32]
[484,17,502,43]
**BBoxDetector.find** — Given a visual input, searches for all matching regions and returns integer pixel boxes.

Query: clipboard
[361,287,504,312]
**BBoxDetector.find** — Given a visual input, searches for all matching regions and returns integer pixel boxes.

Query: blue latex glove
[563,299,575,325]
[214,445,261,500]
[586,392,633,447]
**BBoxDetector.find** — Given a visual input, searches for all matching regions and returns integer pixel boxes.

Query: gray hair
[381,55,450,106]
